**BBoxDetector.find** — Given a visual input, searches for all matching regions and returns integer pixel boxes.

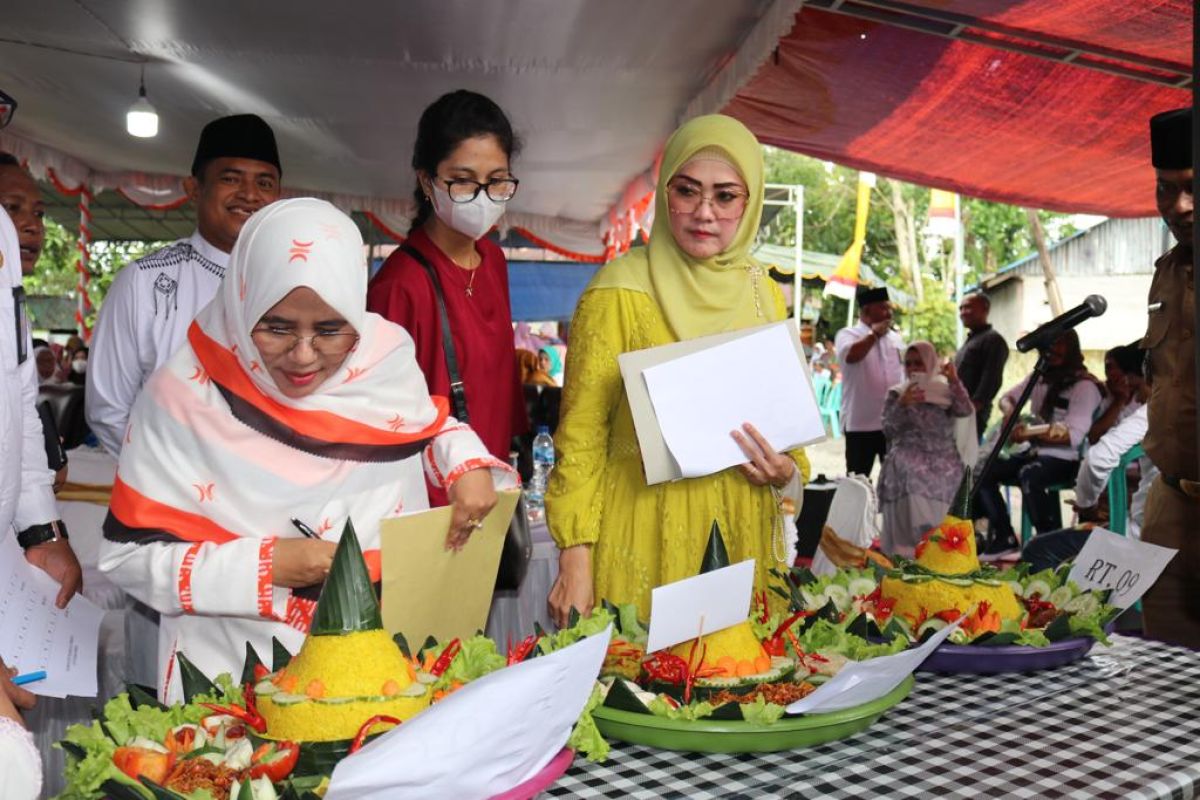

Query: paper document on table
[645,560,755,653]
[0,534,103,698]
[786,619,963,715]
[641,322,824,479]
[1067,527,1176,609]
[380,490,520,644]
[326,625,612,800]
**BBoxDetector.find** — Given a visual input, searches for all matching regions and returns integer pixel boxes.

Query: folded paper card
[786,618,964,715]
[325,625,612,800]
[1067,527,1176,609]
[645,560,755,653]
[619,320,824,485]
[380,490,520,644]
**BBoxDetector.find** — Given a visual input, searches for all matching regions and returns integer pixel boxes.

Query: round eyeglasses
[251,327,360,356]
[665,180,749,220]
[440,177,520,204]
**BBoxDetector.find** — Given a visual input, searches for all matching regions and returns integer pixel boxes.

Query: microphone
[1015,295,1108,353]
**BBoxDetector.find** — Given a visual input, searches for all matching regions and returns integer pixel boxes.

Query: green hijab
[589,114,773,341]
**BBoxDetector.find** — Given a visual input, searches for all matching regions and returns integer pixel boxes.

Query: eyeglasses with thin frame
[251,326,359,356]
[665,179,749,220]
[438,176,520,204]
[0,90,17,130]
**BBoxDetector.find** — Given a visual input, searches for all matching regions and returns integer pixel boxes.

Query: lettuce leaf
[615,604,648,646]
[55,720,136,800]
[538,608,615,655]
[646,696,716,721]
[738,695,786,726]
[566,683,610,762]
[795,619,907,661]
[1068,609,1113,646]
[438,636,506,687]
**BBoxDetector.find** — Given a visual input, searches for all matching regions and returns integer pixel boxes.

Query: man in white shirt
[0,93,82,616]
[834,286,904,477]
[87,114,282,456]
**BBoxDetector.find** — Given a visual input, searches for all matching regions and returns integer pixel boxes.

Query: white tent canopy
[1,0,803,257]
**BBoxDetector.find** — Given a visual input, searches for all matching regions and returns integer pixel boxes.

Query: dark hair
[410,90,521,228]
[0,151,20,167]
[1038,329,1091,419]
[965,292,990,311]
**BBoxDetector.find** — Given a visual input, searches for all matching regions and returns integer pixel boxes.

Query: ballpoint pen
[290,518,320,539]
[13,670,46,686]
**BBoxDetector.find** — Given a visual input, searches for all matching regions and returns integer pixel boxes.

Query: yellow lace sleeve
[545,289,628,549]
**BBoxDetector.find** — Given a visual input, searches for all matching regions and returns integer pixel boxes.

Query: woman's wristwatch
[17,520,70,549]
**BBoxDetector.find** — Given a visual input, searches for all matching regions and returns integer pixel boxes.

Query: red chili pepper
[763,609,813,656]
[249,741,300,782]
[349,715,402,754]
[201,683,267,735]
[641,652,689,684]
[429,639,461,677]
[252,662,271,683]
[935,609,964,623]
[757,590,770,624]
[506,634,542,665]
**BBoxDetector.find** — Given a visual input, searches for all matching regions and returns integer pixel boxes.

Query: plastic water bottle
[526,426,555,523]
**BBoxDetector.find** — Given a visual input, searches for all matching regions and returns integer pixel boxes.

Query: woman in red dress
[368,91,527,493]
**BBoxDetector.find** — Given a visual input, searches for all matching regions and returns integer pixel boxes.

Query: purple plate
[918,636,1097,674]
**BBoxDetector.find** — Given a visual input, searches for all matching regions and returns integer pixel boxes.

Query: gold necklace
[464,264,479,297]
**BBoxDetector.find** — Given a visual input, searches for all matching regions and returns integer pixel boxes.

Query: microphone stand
[970,348,1050,501]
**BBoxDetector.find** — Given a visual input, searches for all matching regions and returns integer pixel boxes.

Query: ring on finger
[466,518,484,530]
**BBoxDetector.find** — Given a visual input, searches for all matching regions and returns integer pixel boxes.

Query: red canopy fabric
[725,2,1192,216]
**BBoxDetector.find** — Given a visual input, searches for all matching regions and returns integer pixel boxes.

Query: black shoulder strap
[401,243,469,423]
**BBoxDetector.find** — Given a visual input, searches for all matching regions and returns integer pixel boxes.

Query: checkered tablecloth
[547,635,1200,799]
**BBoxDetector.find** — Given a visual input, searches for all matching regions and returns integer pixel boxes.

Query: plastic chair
[1106,442,1145,537]
[811,371,832,408]
[819,381,842,439]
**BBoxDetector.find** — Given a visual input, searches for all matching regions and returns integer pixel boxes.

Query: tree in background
[761,147,1077,347]
[22,217,165,330]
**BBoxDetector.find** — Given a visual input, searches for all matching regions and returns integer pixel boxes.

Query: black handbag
[401,244,533,592]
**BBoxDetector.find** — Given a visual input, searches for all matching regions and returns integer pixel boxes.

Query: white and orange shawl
[100,198,514,701]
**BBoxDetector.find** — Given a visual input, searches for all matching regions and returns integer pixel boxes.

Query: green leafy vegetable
[738,695,786,726]
[566,683,610,762]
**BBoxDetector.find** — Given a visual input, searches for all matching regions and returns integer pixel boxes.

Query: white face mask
[430,184,507,241]
[71,359,88,375]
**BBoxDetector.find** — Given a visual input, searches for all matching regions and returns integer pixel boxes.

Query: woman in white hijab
[877,341,973,557]
[100,199,516,701]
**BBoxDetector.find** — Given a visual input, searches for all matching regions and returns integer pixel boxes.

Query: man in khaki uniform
[1140,107,1198,648]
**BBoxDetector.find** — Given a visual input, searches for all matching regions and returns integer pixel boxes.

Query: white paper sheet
[641,322,824,479]
[786,619,964,715]
[325,625,612,800]
[1067,527,1177,609]
[0,535,103,698]
[645,560,755,653]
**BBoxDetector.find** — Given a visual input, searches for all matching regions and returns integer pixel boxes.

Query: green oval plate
[592,676,914,753]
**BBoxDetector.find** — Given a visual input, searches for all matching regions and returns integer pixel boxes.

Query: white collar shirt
[0,209,56,536]
[86,231,229,457]
[834,321,905,432]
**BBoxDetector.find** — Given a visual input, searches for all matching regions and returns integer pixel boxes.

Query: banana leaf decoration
[272,637,294,671]
[310,519,384,636]
[699,520,731,574]
[176,651,216,704]
[241,641,267,686]
[949,467,972,519]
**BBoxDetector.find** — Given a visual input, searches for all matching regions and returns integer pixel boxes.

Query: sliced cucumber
[1064,592,1101,617]
[948,628,972,645]
[900,573,933,584]
[415,671,438,685]
[800,589,820,609]
[269,692,308,707]
[695,656,795,690]
[1024,578,1054,599]
[398,683,428,698]
[917,618,949,637]
[313,695,356,706]
[1008,581,1026,597]
[976,578,1003,587]
[822,584,851,612]
[943,577,974,588]
[847,577,877,597]
[254,679,279,696]
[1048,586,1074,608]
